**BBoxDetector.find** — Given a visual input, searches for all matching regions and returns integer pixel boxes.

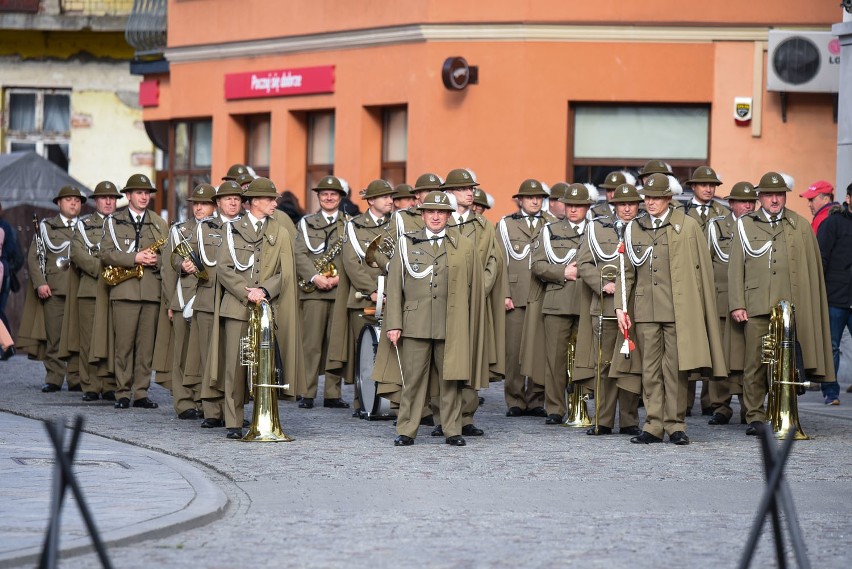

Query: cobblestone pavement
[0,352,850,568]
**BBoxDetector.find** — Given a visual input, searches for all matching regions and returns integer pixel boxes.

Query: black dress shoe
[708,413,730,426]
[619,426,642,436]
[586,425,613,435]
[102,391,116,401]
[67,385,83,392]
[323,398,350,408]
[226,428,243,440]
[745,421,764,436]
[394,435,414,446]
[478,396,485,406]
[178,409,201,420]
[431,425,444,437]
[82,392,100,402]
[701,407,714,416]
[41,383,61,393]
[545,414,564,425]
[461,424,484,437]
[115,398,130,409]
[242,419,250,427]
[445,435,466,447]
[630,431,663,444]
[1,345,16,360]
[352,409,364,418]
[419,415,435,426]
[298,398,314,409]
[669,431,690,445]
[685,408,692,417]
[506,407,524,417]
[201,418,225,428]
[132,397,159,409]
[527,407,547,417]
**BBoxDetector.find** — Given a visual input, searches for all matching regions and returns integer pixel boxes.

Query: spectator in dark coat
[276,190,305,225]
[0,200,24,331]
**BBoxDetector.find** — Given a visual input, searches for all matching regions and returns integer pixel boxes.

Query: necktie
[528,216,535,231]
[770,215,778,228]
[255,220,263,235]
[326,216,333,225]
[699,206,708,222]
[431,237,439,255]
[67,220,73,228]
[134,215,143,249]
[654,219,662,232]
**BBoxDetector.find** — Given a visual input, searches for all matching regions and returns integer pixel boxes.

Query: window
[381,106,407,186]
[305,111,335,213]
[570,104,710,191]
[246,114,271,178]
[166,119,212,221]
[3,88,71,171]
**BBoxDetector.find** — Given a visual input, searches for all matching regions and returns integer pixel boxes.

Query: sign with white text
[224,66,335,100]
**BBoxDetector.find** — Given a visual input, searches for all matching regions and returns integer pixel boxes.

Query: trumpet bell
[562,388,592,428]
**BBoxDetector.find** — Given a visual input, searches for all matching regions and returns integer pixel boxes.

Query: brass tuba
[761,300,810,440]
[589,264,619,435]
[102,237,168,286]
[562,330,592,428]
[240,299,293,442]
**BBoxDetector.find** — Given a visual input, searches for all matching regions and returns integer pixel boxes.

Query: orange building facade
[139,0,841,221]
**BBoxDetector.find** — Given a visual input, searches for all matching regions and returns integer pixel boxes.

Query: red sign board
[139,79,159,108]
[224,66,335,100]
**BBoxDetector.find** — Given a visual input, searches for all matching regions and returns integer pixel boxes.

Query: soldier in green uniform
[636,160,673,186]
[160,183,217,419]
[100,174,169,409]
[616,173,726,445]
[499,179,555,417]
[327,179,395,415]
[66,181,121,401]
[471,187,493,216]
[576,183,643,435]
[294,175,349,409]
[705,181,757,426]
[387,191,486,447]
[194,180,242,429]
[19,185,85,392]
[591,171,637,220]
[392,183,417,211]
[531,183,594,424]
[214,177,305,439]
[728,172,834,435]
[546,182,569,221]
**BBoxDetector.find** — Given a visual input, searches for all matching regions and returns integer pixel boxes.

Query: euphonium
[240,299,293,442]
[590,264,619,435]
[298,235,344,293]
[170,236,208,280]
[761,300,810,440]
[563,330,592,428]
[102,237,168,286]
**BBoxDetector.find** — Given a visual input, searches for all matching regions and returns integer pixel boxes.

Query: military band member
[615,173,726,445]
[392,183,417,211]
[19,185,84,392]
[546,182,569,221]
[100,174,169,409]
[530,183,594,424]
[636,159,673,186]
[386,191,486,447]
[576,183,643,435]
[195,180,243,429]
[214,177,305,439]
[435,168,504,437]
[728,172,834,435]
[327,179,396,414]
[592,171,637,220]
[471,187,493,216]
[706,181,757,426]
[160,183,217,420]
[67,181,121,401]
[499,179,555,417]
[294,175,349,409]
[221,163,250,183]
[393,173,442,236]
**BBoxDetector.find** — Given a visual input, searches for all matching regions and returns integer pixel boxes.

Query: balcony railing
[125,0,166,56]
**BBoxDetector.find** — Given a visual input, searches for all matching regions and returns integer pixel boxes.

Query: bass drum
[354,324,394,420]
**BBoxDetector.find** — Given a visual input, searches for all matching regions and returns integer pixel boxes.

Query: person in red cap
[800,180,838,234]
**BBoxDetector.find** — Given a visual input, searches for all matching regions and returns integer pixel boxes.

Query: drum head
[354,325,393,420]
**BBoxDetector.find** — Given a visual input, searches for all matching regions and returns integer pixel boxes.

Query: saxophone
[102,237,167,286]
[299,235,344,293]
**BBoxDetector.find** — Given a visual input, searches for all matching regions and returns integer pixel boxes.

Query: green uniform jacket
[373,230,488,398]
[616,207,727,378]
[207,215,306,399]
[728,208,834,381]
[708,213,746,372]
[294,212,347,301]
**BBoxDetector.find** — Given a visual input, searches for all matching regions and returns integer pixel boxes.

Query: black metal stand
[38,416,113,569]
[738,426,810,569]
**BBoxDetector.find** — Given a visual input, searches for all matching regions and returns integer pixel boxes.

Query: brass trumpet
[170,234,208,280]
[102,237,167,286]
[761,300,810,440]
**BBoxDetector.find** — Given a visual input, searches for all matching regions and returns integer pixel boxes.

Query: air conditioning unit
[767,30,840,93]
